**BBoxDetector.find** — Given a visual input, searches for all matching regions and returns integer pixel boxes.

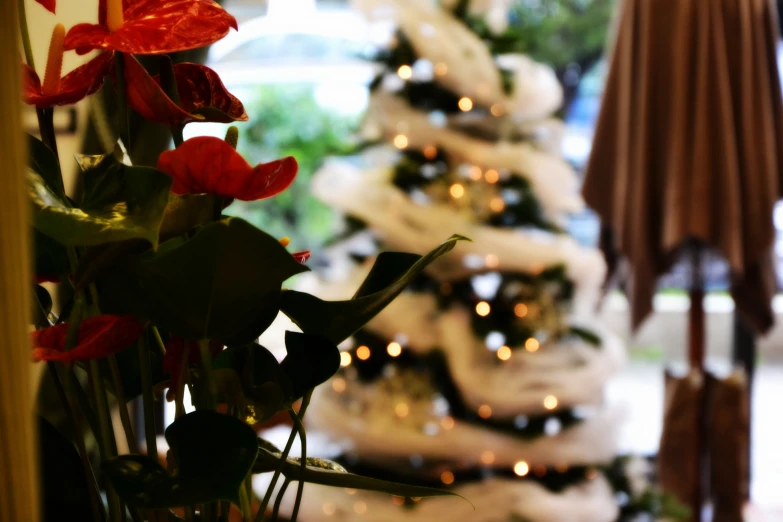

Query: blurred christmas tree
[259,1,685,520]
[460,0,614,111]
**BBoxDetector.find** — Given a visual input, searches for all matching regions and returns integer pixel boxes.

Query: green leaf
[33,230,70,282]
[280,331,341,398]
[29,152,172,247]
[38,417,96,522]
[158,193,216,241]
[258,437,283,455]
[253,446,465,501]
[280,235,468,344]
[28,135,65,199]
[105,411,258,508]
[214,343,292,422]
[215,343,288,391]
[73,194,215,289]
[98,218,309,344]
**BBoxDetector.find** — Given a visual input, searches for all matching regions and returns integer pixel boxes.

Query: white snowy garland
[254,474,620,522]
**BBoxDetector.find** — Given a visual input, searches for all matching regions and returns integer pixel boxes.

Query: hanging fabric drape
[583,0,783,519]
[583,0,783,334]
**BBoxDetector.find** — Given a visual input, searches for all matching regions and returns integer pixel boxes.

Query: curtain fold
[583,0,783,333]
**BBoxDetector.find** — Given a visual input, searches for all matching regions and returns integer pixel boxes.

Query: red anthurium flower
[163,337,223,395]
[64,0,238,55]
[292,251,311,264]
[123,55,247,127]
[157,137,298,201]
[34,0,56,14]
[23,24,114,109]
[31,315,145,364]
[279,237,310,264]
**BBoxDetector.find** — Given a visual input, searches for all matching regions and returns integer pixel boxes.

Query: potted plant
[21,0,464,520]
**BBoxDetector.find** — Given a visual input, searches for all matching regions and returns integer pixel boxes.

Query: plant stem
[245,473,253,517]
[255,426,296,522]
[213,197,225,222]
[239,481,253,522]
[288,412,307,522]
[139,330,158,461]
[254,391,312,522]
[114,52,130,151]
[175,343,190,418]
[218,502,229,522]
[108,354,139,453]
[150,325,167,357]
[90,359,122,522]
[198,339,217,410]
[171,126,184,147]
[37,108,61,165]
[64,295,85,353]
[158,55,185,147]
[88,362,115,457]
[49,363,106,522]
[71,370,102,441]
[270,479,291,522]
[17,0,35,70]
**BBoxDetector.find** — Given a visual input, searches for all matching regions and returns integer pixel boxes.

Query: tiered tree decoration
[21,0,466,521]
[262,1,688,521]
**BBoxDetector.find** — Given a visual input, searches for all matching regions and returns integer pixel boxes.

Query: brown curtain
[583,0,783,334]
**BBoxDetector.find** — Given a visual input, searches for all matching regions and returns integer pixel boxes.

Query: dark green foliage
[97,218,308,344]
[280,235,467,344]
[104,411,259,508]
[29,135,65,198]
[253,445,465,501]
[214,332,341,420]
[38,417,97,522]
[329,454,597,496]
[280,331,342,398]
[29,144,173,247]
[33,230,70,283]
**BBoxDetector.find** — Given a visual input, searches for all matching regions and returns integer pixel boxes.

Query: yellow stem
[107,0,125,32]
[41,24,65,97]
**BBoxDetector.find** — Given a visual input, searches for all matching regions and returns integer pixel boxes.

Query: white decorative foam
[364,94,583,217]
[496,54,564,122]
[353,0,505,107]
[438,307,628,417]
[254,470,619,522]
[310,158,604,313]
[307,382,623,467]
